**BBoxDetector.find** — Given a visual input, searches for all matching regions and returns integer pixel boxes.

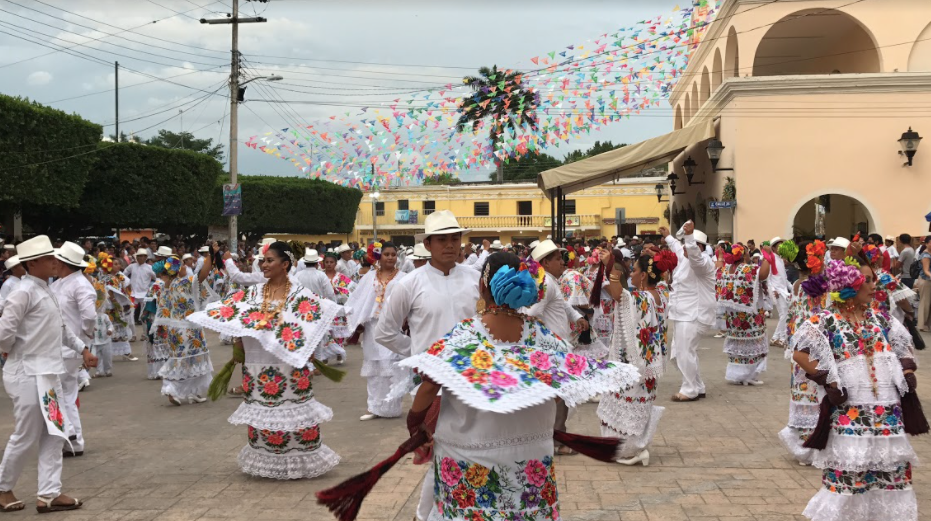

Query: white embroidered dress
[598,286,668,458]
[344,269,408,417]
[716,263,769,383]
[794,309,918,521]
[152,275,213,399]
[188,282,342,479]
[397,316,638,521]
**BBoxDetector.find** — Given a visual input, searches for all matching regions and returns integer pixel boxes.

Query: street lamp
[237,75,283,102]
[706,139,725,172]
[370,189,380,243]
[655,183,668,203]
[667,173,686,196]
[898,127,922,166]
[683,155,702,186]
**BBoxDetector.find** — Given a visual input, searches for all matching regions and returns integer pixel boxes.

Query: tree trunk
[496,161,503,184]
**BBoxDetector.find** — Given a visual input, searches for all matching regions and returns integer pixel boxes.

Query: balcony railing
[356,213,600,230]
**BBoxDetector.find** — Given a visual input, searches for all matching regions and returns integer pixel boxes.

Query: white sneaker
[359,413,378,421]
[78,379,90,392]
[123,354,139,361]
[743,379,764,386]
[713,332,725,338]
[615,449,650,467]
[189,396,207,404]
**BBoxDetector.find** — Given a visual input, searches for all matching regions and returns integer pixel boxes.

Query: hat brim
[415,227,470,243]
[303,257,321,263]
[53,250,89,268]
[19,248,58,263]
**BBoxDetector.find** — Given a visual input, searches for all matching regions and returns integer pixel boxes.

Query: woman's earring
[476,298,486,314]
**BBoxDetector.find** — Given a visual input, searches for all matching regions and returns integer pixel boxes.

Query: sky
[0,0,681,183]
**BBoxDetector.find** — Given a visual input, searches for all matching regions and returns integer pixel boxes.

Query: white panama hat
[828,237,851,250]
[155,246,173,257]
[198,246,210,253]
[135,248,149,257]
[181,253,193,261]
[531,240,560,262]
[769,236,784,246]
[411,243,431,260]
[528,240,540,249]
[415,210,470,242]
[489,240,504,250]
[335,244,352,254]
[55,241,89,268]
[16,235,57,262]
[4,255,20,270]
[303,248,321,263]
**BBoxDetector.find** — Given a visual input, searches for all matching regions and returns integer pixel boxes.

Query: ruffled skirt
[723,336,768,383]
[235,354,339,479]
[155,324,213,399]
[779,359,822,464]
[597,378,662,458]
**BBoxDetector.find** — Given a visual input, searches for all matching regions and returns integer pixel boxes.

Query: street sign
[710,200,737,210]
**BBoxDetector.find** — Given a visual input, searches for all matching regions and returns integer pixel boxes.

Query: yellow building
[275,177,668,247]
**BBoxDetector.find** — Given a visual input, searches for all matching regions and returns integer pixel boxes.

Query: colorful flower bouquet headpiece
[97,252,113,273]
[825,257,865,305]
[777,240,799,262]
[366,242,382,265]
[861,244,881,267]
[353,249,365,261]
[164,256,182,277]
[724,244,745,265]
[485,264,540,309]
[805,240,827,275]
[649,250,678,278]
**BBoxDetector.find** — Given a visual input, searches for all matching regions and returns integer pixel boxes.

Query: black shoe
[63,450,84,458]
[698,393,707,399]
[68,435,77,441]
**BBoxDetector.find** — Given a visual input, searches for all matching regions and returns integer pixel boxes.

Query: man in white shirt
[375,210,479,521]
[335,244,359,279]
[766,238,791,348]
[123,249,155,327]
[461,243,478,267]
[194,246,209,275]
[664,222,716,402]
[49,243,96,458]
[0,235,97,513]
[294,249,336,301]
[524,239,588,455]
[0,256,25,305]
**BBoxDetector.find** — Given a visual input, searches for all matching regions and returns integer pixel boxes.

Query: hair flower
[777,240,799,262]
[490,265,539,309]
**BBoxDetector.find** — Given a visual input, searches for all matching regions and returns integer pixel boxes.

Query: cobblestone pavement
[0,321,928,521]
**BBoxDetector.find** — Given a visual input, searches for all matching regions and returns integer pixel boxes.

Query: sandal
[0,498,24,513]
[36,495,81,514]
[227,386,244,396]
[671,393,700,402]
[555,445,578,456]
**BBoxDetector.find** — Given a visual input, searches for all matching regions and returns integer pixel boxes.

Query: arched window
[690,83,699,118]
[683,93,691,124]
[712,48,724,91]
[700,67,711,105]
[753,9,881,76]
[908,21,931,71]
[674,104,683,130]
[724,26,740,78]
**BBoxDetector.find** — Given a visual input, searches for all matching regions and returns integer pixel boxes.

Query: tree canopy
[422,173,462,186]
[488,141,628,182]
[143,129,225,161]
[0,94,102,210]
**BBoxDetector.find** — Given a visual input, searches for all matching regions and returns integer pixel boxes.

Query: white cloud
[27,71,53,86]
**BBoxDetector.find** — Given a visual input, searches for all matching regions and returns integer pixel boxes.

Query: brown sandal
[0,499,24,513]
[36,495,81,514]
[671,393,700,402]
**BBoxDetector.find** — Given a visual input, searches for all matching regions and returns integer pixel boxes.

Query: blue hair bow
[490,266,539,309]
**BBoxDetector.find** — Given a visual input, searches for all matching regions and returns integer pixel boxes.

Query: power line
[47,65,228,104]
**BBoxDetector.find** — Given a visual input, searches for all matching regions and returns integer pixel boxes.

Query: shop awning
[538,120,715,196]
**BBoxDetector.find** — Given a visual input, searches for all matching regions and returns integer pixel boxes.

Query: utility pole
[114,61,119,141]
[179,109,184,149]
[201,0,266,253]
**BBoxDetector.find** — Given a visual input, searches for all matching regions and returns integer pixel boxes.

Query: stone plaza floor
[0,321,928,521]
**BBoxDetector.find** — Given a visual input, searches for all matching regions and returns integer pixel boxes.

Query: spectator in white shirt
[0,256,25,305]
[122,249,155,326]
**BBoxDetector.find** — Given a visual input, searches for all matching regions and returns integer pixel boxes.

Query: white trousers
[417,464,434,521]
[93,343,112,376]
[365,377,403,418]
[0,370,64,497]
[59,358,84,452]
[672,320,706,399]
[772,296,789,344]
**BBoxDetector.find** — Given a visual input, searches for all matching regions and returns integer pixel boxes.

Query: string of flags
[245,0,720,190]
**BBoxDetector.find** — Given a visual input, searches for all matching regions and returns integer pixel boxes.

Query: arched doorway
[753,9,881,76]
[791,194,873,240]
[724,26,739,78]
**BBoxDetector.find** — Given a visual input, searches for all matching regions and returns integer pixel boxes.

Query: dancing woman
[715,243,771,385]
[399,252,639,520]
[189,241,342,479]
[777,240,828,465]
[151,255,213,405]
[597,249,677,466]
[793,255,925,521]
[321,251,356,365]
[343,242,407,421]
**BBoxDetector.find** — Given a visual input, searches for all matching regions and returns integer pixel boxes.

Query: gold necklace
[479,305,526,319]
[375,268,398,304]
[258,280,291,329]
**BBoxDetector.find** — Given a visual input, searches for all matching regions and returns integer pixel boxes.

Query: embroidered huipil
[152,275,213,399]
[558,269,604,357]
[395,317,637,521]
[188,282,342,479]
[779,285,828,464]
[524,272,582,342]
[598,288,669,458]
[871,270,916,324]
[140,280,167,379]
[98,272,134,357]
[345,269,408,416]
[794,309,918,521]
[716,263,769,383]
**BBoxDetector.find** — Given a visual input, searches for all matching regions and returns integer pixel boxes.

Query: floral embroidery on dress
[256,367,287,401]
[435,456,558,520]
[296,426,321,448]
[42,389,64,431]
[419,317,612,406]
[723,310,767,339]
[822,464,912,494]
[716,264,761,312]
[292,296,322,322]
[289,368,314,397]
[832,404,903,436]
[256,429,291,453]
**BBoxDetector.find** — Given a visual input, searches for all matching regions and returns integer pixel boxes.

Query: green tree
[23,143,223,238]
[422,173,462,186]
[0,95,101,211]
[494,152,562,182]
[563,141,627,163]
[107,131,141,143]
[457,66,539,184]
[144,129,225,161]
[208,176,362,243]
